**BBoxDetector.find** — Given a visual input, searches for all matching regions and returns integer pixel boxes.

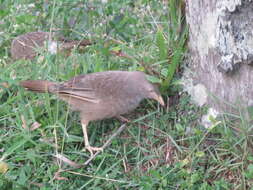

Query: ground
[0,0,252,189]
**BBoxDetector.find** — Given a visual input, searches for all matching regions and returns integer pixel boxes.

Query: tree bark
[184,0,253,113]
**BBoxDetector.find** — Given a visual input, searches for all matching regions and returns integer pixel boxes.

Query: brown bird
[20,71,164,155]
[11,31,92,60]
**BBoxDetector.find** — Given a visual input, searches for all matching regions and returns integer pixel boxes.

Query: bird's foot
[86,146,103,156]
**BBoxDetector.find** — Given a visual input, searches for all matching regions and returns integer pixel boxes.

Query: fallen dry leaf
[30,121,41,131]
[0,161,8,174]
[0,82,9,88]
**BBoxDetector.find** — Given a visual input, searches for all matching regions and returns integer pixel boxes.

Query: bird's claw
[86,146,103,155]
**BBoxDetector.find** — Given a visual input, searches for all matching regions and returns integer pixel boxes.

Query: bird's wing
[55,72,126,104]
[56,82,100,104]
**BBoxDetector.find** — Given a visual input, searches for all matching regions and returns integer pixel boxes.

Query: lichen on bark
[217,0,253,74]
[184,0,253,112]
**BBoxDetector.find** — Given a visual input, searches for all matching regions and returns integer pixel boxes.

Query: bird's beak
[151,92,165,106]
[156,94,165,106]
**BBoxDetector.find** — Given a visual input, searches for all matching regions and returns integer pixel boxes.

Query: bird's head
[143,82,165,106]
[132,71,165,106]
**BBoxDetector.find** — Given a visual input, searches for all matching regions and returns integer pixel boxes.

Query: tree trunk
[184,0,253,113]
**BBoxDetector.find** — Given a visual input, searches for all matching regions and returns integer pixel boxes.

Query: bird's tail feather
[20,80,56,93]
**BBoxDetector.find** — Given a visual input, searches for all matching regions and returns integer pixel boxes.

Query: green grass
[1,0,253,189]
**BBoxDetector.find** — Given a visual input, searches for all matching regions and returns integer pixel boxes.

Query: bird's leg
[81,119,103,155]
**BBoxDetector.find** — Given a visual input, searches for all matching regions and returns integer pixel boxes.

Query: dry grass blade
[67,171,129,183]
[29,182,44,188]
[53,169,69,181]
[21,115,28,130]
[54,154,81,168]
